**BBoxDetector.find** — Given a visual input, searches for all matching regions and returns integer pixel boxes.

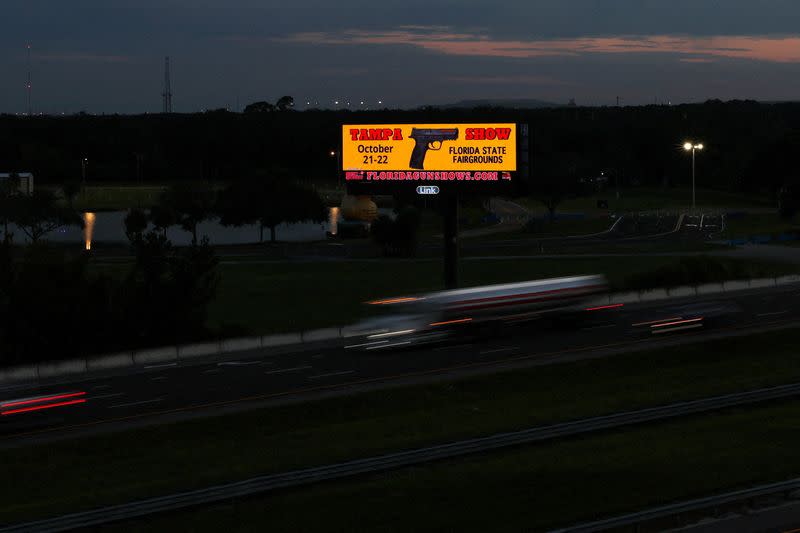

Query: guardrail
[1,275,799,386]
[5,382,800,532]
[0,327,342,385]
[551,477,800,532]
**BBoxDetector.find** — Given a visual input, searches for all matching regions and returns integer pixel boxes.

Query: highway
[2,283,800,448]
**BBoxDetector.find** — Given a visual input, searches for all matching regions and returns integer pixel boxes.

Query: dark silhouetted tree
[0,173,21,243]
[275,95,294,111]
[243,101,275,113]
[160,182,217,244]
[217,178,325,242]
[124,208,149,243]
[9,190,84,242]
[62,180,82,210]
[149,204,177,239]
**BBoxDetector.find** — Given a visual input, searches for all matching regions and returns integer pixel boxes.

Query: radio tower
[26,43,32,116]
[162,56,172,113]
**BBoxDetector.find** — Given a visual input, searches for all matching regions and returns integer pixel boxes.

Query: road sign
[342,123,519,195]
[416,185,440,195]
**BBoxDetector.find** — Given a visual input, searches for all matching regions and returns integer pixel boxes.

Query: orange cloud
[280,27,800,63]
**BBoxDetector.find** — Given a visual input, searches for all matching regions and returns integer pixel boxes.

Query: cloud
[279,26,800,63]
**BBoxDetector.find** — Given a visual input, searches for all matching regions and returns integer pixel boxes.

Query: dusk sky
[2,0,800,114]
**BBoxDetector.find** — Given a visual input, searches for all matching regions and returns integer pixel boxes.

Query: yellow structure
[340,195,378,221]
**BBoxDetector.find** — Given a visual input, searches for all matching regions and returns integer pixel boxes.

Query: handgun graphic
[408,128,459,169]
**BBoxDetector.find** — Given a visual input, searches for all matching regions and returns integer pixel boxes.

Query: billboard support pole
[443,192,459,289]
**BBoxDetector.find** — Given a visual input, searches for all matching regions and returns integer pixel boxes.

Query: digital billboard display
[342,123,519,194]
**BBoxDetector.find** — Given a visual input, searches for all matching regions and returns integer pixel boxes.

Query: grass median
[123,399,800,533]
[5,328,800,524]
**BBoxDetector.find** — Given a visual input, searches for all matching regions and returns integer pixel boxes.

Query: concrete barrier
[87,352,134,371]
[340,326,366,338]
[776,275,800,285]
[723,280,751,292]
[668,286,696,298]
[611,292,641,304]
[0,365,39,383]
[220,337,262,353]
[178,342,220,359]
[133,346,178,365]
[638,289,669,301]
[302,328,341,342]
[38,359,88,379]
[696,283,725,295]
[261,332,303,347]
[583,296,611,308]
[749,278,776,289]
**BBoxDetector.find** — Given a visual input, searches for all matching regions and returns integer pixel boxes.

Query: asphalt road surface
[2,284,800,449]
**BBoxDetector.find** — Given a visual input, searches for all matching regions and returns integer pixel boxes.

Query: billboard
[342,123,519,194]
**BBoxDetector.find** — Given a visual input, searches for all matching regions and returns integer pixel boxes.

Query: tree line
[2,99,799,199]
[0,175,326,246]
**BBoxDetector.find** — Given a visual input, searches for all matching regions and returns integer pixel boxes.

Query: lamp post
[330,150,341,188]
[81,157,88,185]
[683,142,703,209]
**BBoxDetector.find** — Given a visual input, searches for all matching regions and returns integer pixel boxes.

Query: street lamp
[330,150,341,188]
[683,142,703,209]
[81,157,88,184]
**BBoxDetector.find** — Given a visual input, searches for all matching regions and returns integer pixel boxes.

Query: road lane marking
[345,341,387,349]
[652,323,703,334]
[367,341,411,350]
[90,393,125,400]
[151,376,167,381]
[217,361,261,367]
[757,311,789,317]
[632,317,682,327]
[202,369,221,374]
[264,366,312,375]
[108,398,164,409]
[308,370,355,380]
[479,347,519,355]
[144,363,177,369]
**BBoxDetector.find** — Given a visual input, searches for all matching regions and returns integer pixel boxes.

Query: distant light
[360,101,364,105]
[330,151,335,156]
[683,142,693,151]
[697,143,704,150]
[335,101,339,104]
[378,100,382,104]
